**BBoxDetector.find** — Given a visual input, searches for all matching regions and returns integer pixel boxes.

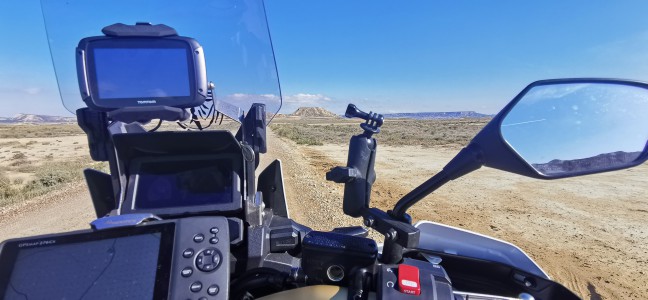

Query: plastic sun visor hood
[40,0,283,123]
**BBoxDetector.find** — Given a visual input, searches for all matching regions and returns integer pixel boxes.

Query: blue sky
[1,1,648,117]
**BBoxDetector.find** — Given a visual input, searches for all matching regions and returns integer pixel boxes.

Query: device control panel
[168,217,230,299]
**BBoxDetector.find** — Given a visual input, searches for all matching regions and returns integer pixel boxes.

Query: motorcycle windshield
[40,0,282,123]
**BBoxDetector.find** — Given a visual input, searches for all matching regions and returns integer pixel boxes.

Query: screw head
[386,229,398,241]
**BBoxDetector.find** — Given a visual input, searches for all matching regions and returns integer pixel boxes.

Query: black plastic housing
[301,231,377,285]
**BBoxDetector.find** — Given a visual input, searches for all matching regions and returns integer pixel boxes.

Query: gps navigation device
[0,217,231,299]
[76,35,207,111]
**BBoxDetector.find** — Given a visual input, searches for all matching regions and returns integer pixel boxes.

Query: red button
[398,264,421,296]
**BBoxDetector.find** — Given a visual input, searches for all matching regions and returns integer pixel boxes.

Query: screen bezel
[121,154,243,217]
[77,36,207,111]
[0,222,175,299]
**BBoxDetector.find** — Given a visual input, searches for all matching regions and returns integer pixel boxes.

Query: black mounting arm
[237,103,268,226]
[326,104,382,217]
[361,208,419,264]
[326,104,418,264]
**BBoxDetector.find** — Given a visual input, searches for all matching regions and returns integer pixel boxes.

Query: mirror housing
[473,78,648,179]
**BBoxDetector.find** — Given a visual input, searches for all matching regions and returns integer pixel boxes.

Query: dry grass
[271,118,491,147]
[0,158,107,208]
[0,124,83,139]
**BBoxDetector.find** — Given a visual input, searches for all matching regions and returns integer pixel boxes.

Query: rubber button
[195,248,222,272]
[209,237,219,244]
[182,249,194,258]
[210,227,219,234]
[207,285,219,296]
[398,264,420,296]
[181,267,193,277]
[194,234,205,243]
[190,281,202,293]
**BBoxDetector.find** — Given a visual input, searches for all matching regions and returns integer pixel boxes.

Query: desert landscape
[0,110,646,299]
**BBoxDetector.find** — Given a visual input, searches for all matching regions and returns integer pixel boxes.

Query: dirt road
[1,129,646,299]
[0,183,95,240]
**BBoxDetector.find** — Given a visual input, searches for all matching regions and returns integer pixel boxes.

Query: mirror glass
[501,82,648,176]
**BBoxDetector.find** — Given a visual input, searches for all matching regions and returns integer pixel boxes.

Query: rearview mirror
[391,78,648,219]
[476,78,648,178]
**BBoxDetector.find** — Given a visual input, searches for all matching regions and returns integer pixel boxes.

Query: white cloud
[23,87,42,95]
[284,93,332,105]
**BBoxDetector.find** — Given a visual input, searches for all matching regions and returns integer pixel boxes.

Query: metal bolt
[386,229,397,241]
[363,217,374,227]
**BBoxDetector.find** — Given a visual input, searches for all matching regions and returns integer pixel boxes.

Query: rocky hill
[0,113,75,124]
[290,107,339,118]
[532,151,641,175]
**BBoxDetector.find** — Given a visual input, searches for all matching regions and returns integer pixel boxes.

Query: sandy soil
[1,129,646,299]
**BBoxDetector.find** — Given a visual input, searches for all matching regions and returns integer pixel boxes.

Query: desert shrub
[14,164,37,173]
[0,176,18,200]
[1,158,108,207]
[273,125,324,146]
[8,159,28,167]
[23,162,85,194]
[11,152,26,160]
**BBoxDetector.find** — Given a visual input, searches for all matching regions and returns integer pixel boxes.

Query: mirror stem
[390,143,483,221]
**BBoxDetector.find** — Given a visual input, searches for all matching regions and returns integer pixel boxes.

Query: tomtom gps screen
[94,48,191,99]
[76,36,207,111]
[0,224,174,300]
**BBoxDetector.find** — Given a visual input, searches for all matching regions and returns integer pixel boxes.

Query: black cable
[230,268,296,300]
[231,267,284,285]
[175,96,224,130]
[231,274,292,300]
[199,101,217,129]
[148,119,163,132]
